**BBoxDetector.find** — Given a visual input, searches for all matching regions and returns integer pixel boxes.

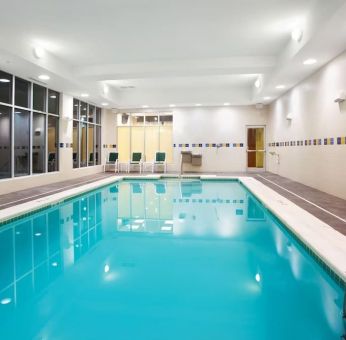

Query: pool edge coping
[0,174,345,287]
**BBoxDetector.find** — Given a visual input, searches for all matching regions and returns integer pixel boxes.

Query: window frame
[0,70,61,181]
[72,99,102,168]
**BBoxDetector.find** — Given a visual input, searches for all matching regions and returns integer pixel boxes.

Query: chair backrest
[156,152,166,162]
[108,152,118,162]
[48,153,56,162]
[132,152,142,162]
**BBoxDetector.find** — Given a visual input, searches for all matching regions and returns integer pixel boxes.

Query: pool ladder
[343,292,346,339]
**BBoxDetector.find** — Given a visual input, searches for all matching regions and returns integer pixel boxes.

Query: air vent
[119,85,136,89]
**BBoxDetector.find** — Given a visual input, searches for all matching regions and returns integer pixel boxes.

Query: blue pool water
[0,179,344,340]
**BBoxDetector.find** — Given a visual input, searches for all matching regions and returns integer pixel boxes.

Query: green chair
[104,152,119,173]
[152,152,167,173]
[128,152,143,173]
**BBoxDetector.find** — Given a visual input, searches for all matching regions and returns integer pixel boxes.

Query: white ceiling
[1,0,346,108]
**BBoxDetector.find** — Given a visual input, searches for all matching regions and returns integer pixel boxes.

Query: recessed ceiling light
[276,85,285,89]
[101,102,109,106]
[142,105,149,108]
[169,104,176,107]
[195,104,201,106]
[81,93,89,98]
[33,46,45,59]
[0,78,10,83]
[291,28,303,42]
[254,78,261,89]
[223,102,230,106]
[38,74,50,80]
[303,58,317,65]
[263,96,271,100]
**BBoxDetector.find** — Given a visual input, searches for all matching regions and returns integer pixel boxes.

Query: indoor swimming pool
[0,179,344,339]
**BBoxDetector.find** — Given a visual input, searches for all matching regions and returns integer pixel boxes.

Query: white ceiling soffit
[0,0,346,108]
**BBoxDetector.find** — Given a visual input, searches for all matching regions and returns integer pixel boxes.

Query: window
[117,112,173,163]
[15,77,31,108]
[0,71,12,104]
[48,116,59,172]
[72,99,102,168]
[0,105,11,178]
[33,84,46,112]
[32,113,46,173]
[73,121,79,168]
[0,69,60,180]
[48,90,59,115]
[14,109,30,176]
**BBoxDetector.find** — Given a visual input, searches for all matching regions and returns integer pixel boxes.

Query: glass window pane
[131,114,144,126]
[117,113,129,126]
[145,115,158,125]
[73,121,79,168]
[0,105,11,178]
[159,125,173,163]
[159,114,173,125]
[118,127,130,162]
[32,113,46,173]
[145,126,159,161]
[88,124,94,166]
[80,102,87,122]
[14,109,30,176]
[48,90,59,115]
[15,77,31,108]
[96,107,101,124]
[33,84,46,112]
[0,71,12,104]
[95,126,101,165]
[48,116,59,172]
[88,105,95,123]
[73,99,79,120]
[80,122,87,167]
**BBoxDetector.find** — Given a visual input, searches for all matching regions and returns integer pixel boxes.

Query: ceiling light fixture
[291,28,303,42]
[254,78,261,89]
[263,96,271,100]
[81,93,89,98]
[101,102,109,106]
[276,85,285,89]
[223,102,230,106]
[142,105,149,108]
[303,58,317,65]
[169,104,176,108]
[195,103,201,106]
[38,74,50,80]
[0,78,10,83]
[33,46,45,59]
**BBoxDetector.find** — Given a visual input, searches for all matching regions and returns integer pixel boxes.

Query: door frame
[245,125,266,172]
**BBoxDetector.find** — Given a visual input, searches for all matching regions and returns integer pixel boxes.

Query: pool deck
[0,171,345,236]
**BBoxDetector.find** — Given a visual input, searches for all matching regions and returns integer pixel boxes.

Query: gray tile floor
[0,171,345,236]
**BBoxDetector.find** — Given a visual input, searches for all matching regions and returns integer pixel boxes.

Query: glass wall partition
[117,112,173,163]
[72,98,102,168]
[0,69,60,179]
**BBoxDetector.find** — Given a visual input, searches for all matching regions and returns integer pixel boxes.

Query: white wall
[171,106,268,172]
[267,50,346,199]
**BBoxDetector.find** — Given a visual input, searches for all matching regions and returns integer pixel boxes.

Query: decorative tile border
[103,144,117,148]
[173,198,244,204]
[173,143,244,148]
[268,136,346,147]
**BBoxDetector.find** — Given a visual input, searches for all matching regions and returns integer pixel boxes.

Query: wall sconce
[334,90,345,103]
[286,113,293,120]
